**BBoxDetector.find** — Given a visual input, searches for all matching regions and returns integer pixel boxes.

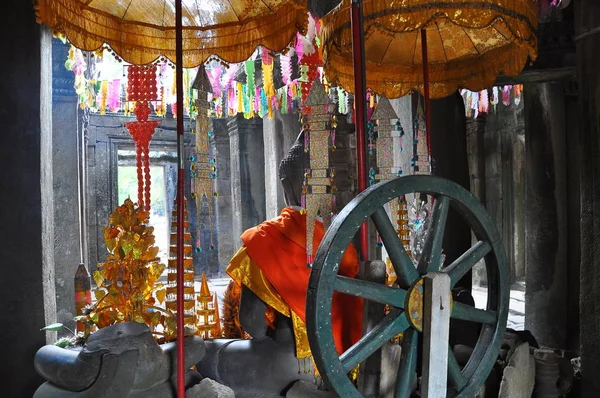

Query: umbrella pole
[175,0,185,396]
[351,0,370,261]
[421,29,432,163]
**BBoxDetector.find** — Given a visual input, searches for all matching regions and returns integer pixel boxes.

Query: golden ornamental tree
[85,198,176,341]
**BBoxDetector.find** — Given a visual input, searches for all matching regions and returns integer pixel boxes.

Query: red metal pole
[421,29,432,162]
[175,0,185,396]
[351,0,369,261]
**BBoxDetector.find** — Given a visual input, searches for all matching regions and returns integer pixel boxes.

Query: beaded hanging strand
[124,64,160,212]
[329,94,338,215]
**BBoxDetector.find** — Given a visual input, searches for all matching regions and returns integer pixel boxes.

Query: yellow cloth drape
[321,0,538,98]
[35,0,308,66]
[227,246,312,358]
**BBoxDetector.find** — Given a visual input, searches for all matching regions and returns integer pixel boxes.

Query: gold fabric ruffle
[35,0,308,66]
[321,0,538,98]
[226,246,312,358]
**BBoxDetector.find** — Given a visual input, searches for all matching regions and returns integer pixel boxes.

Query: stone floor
[472,281,526,330]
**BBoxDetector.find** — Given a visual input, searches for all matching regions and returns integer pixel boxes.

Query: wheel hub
[405,277,453,332]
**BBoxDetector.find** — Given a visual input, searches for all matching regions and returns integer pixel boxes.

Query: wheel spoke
[372,207,419,289]
[447,345,468,391]
[443,241,492,287]
[417,195,450,274]
[340,309,408,373]
[334,276,406,308]
[394,328,418,398]
[451,302,497,324]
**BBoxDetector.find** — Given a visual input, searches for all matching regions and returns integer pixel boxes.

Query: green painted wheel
[306,175,509,397]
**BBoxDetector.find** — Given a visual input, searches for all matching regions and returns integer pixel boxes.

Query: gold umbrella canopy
[35,0,308,66]
[321,0,539,99]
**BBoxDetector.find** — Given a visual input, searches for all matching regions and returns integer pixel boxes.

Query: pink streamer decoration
[207,65,223,97]
[221,64,239,94]
[73,48,86,76]
[228,87,236,112]
[108,79,121,111]
[295,34,304,62]
[502,86,513,106]
[280,55,292,85]
[262,47,273,65]
[254,87,261,112]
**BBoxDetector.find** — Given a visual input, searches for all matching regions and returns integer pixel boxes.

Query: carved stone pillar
[228,115,266,248]
[263,111,300,219]
[211,118,234,274]
[524,82,568,349]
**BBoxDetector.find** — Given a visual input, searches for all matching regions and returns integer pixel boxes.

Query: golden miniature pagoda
[196,272,221,339]
[166,199,197,334]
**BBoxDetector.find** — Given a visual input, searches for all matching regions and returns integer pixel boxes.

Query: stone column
[263,111,300,219]
[575,1,600,394]
[228,115,266,248]
[466,115,488,287]
[212,118,235,272]
[52,38,81,333]
[484,98,526,285]
[430,93,471,290]
[0,2,57,395]
[466,115,487,205]
[524,82,568,349]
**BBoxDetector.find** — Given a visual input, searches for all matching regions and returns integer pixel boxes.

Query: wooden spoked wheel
[306,175,509,397]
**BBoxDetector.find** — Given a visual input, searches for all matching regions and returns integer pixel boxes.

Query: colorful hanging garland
[460,85,524,118]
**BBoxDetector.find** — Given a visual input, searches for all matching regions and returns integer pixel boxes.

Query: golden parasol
[321,0,538,99]
[318,0,538,267]
[35,0,308,66]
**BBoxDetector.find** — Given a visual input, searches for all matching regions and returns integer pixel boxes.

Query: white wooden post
[422,272,452,398]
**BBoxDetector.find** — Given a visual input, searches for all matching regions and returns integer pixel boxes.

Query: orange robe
[227,207,363,357]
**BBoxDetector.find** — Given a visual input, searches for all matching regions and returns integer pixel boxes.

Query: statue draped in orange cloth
[227,206,363,359]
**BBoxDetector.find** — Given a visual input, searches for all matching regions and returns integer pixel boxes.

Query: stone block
[286,380,336,398]
[348,132,357,149]
[186,378,235,398]
[498,342,535,398]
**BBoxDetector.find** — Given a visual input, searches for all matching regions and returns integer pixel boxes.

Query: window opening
[118,150,173,267]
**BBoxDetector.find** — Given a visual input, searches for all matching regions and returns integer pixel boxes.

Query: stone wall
[465,98,527,287]
[51,39,80,333]
[0,2,56,395]
[82,115,222,276]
